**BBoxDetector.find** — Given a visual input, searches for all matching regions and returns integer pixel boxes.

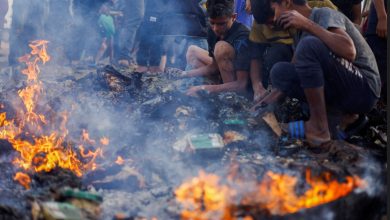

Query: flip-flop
[337,115,369,140]
[287,120,305,139]
[282,120,331,148]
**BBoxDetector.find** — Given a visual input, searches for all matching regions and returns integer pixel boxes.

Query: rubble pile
[0,64,386,220]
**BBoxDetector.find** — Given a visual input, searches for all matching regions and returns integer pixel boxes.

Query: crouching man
[263,0,381,146]
[182,0,250,96]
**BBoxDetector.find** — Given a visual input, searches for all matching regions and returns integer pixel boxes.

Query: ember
[14,172,31,189]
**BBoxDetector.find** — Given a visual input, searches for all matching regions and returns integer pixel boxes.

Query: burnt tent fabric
[161,0,207,37]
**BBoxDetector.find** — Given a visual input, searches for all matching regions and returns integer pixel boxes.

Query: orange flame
[115,156,124,165]
[1,40,108,188]
[175,170,364,219]
[175,171,237,220]
[100,137,109,146]
[14,172,31,189]
[253,170,362,215]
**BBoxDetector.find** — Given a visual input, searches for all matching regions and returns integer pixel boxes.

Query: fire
[115,156,124,165]
[175,171,237,220]
[100,137,109,146]
[253,170,362,215]
[0,40,107,187]
[14,172,31,189]
[175,170,364,219]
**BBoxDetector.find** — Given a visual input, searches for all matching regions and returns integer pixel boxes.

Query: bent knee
[270,62,294,85]
[214,41,235,59]
[295,36,326,57]
[186,45,200,60]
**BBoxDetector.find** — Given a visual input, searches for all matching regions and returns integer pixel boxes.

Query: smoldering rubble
[0,63,386,220]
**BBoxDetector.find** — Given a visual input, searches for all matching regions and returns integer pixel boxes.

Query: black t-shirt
[330,0,362,21]
[207,21,250,71]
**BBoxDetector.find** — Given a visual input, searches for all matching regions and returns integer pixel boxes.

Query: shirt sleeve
[315,8,346,31]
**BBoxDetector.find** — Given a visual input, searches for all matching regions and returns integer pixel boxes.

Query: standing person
[116,0,145,68]
[260,0,380,146]
[95,3,116,65]
[0,0,8,49]
[135,0,165,72]
[44,0,74,65]
[182,0,250,96]
[72,0,106,63]
[161,0,208,70]
[365,0,387,103]
[330,0,363,25]
[8,0,45,66]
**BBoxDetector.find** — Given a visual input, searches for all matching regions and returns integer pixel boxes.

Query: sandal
[281,120,331,148]
[337,115,369,140]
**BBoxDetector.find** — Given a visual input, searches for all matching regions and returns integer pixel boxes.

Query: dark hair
[206,0,234,18]
[251,0,274,24]
[270,0,307,5]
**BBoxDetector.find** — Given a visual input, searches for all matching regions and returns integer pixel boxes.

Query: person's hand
[186,85,208,97]
[180,71,188,78]
[245,0,251,14]
[277,10,313,31]
[376,16,387,38]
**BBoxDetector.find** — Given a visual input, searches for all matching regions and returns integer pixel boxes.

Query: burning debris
[0,41,386,220]
[175,169,364,219]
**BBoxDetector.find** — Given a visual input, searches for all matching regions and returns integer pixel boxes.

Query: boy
[183,0,250,97]
[263,0,380,147]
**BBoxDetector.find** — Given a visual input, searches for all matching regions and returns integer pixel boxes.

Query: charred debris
[0,64,386,220]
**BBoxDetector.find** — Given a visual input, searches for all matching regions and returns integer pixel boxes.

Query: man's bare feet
[339,114,359,130]
[253,83,269,102]
[304,119,331,147]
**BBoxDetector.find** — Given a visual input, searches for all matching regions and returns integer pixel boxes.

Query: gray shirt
[299,7,381,98]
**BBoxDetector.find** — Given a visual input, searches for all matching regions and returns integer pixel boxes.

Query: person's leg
[293,36,376,144]
[95,38,108,64]
[185,45,212,70]
[149,36,164,73]
[249,42,269,102]
[366,35,387,103]
[136,24,150,72]
[262,43,293,87]
[118,0,145,66]
[213,41,235,83]
[184,37,208,70]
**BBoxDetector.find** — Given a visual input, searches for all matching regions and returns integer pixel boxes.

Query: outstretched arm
[186,71,249,96]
